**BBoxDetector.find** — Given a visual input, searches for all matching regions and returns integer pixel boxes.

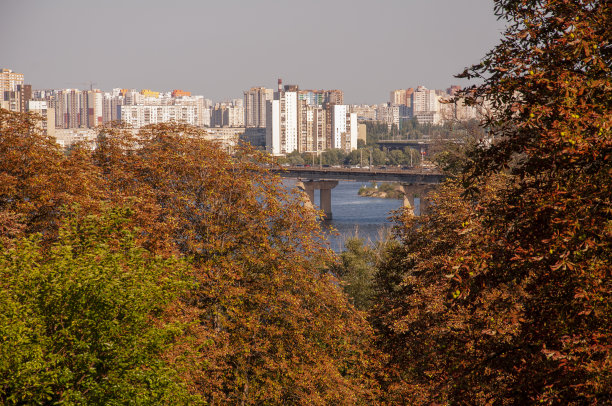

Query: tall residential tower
[244,87,273,128]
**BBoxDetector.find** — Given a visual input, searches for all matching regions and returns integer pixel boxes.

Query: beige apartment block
[0,68,24,93]
[244,87,273,128]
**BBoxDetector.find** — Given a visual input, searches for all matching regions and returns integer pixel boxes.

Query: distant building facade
[211,101,244,127]
[266,80,356,155]
[244,87,273,128]
[119,104,202,128]
[389,88,413,107]
[0,68,24,93]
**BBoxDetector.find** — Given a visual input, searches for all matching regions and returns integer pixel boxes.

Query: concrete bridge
[272,166,446,218]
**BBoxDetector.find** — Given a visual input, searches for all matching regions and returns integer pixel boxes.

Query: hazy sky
[1,0,505,104]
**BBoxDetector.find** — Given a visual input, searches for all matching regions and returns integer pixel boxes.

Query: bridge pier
[295,180,339,219]
[398,183,436,216]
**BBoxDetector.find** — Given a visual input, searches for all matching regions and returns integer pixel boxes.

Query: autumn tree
[0,113,384,404]
[0,109,105,243]
[92,123,383,404]
[373,1,611,404]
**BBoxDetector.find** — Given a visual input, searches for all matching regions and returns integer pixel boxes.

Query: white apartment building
[412,86,439,113]
[175,96,209,127]
[266,83,356,154]
[266,87,299,155]
[331,105,357,151]
[227,105,245,127]
[119,105,201,128]
[281,89,298,153]
[411,86,441,125]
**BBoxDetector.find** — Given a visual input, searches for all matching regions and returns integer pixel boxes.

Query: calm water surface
[284,180,403,252]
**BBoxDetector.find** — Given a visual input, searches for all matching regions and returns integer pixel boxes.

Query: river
[285,180,404,252]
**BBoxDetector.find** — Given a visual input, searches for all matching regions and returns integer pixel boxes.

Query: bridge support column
[400,184,415,216]
[399,184,436,216]
[296,180,338,219]
[304,186,315,206]
[295,181,314,210]
[320,187,333,219]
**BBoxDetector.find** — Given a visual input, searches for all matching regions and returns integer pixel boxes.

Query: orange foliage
[0,112,384,404]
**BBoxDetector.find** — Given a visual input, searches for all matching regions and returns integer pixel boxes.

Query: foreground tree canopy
[374,0,611,404]
[0,210,199,405]
[0,112,382,404]
[1,1,609,404]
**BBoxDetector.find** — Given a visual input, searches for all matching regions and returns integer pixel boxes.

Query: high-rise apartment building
[0,69,24,93]
[351,105,377,121]
[84,90,103,127]
[331,105,358,151]
[266,84,298,154]
[266,81,354,155]
[390,88,414,107]
[1,84,30,113]
[175,96,209,127]
[266,99,281,154]
[298,89,344,106]
[211,102,244,127]
[411,86,441,124]
[119,104,201,128]
[0,69,30,112]
[412,86,438,113]
[244,87,273,128]
[297,101,328,152]
[376,104,411,129]
[280,85,299,153]
[50,89,84,129]
[27,100,55,137]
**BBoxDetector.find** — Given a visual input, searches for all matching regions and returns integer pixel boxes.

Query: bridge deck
[271,166,446,184]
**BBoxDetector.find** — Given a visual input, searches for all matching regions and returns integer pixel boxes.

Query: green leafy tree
[346,149,363,166]
[364,122,389,145]
[387,149,408,166]
[320,148,347,165]
[370,148,387,166]
[333,237,399,311]
[286,150,306,165]
[0,208,200,405]
[332,238,377,311]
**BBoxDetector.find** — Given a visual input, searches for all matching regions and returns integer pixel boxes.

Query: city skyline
[1,0,505,104]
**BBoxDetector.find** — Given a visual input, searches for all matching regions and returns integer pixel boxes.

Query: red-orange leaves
[374,0,611,404]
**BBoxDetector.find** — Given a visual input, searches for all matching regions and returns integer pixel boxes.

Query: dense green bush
[0,209,201,405]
